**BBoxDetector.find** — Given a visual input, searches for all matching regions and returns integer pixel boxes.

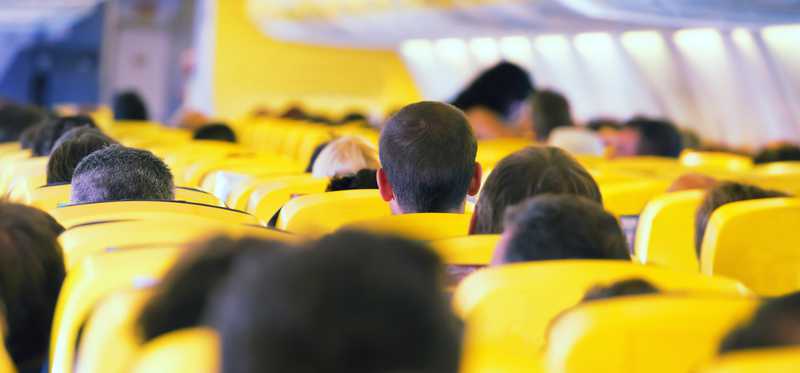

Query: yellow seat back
[752,161,800,176]
[600,179,671,216]
[701,198,800,296]
[75,290,151,373]
[49,200,260,228]
[699,347,800,373]
[174,187,224,206]
[735,173,800,195]
[546,295,757,373]
[454,260,749,354]
[51,247,181,373]
[0,335,14,373]
[681,151,754,173]
[132,328,219,373]
[59,219,295,270]
[635,190,705,272]
[342,213,472,241]
[428,235,500,265]
[0,156,47,196]
[29,185,223,210]
[246,175,329,222]
[277,190,390,236]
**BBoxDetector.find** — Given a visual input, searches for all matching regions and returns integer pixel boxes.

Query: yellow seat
[600,179,671,216]
[50,247,181,373]
[185,154,303,189]
[735,173,800,195]
[246,175,330,222]
[28,185,223,210]
[599,156,684,178]
[752,161,800,176]
[75,290,151,373]
[635,190,705,272]
[700,198,800,296]
[131,328,219,373]
[428,235,500,265]
[0,142,21,156]
[7,170,46,203]
[699,347,800,373]
[49,200,260,229]
[59,219,296,270]
[0,156,47,196]
[277,190,390,236]
[476,139,532,168]
[453,260,749,354]
[681,151,754,173]
[341,213,471,241]
[545,295,758,373]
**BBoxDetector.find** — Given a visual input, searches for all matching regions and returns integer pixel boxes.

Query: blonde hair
[312,136,380,178]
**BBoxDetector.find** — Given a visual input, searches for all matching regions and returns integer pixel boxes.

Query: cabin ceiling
[247,0,800,47]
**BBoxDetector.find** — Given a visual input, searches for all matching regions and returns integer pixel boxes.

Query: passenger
[492,195,628,265]
[548,127,605,156]
[582,279,660,303]
[754,143,800,164]
[311,136,379,178]
[70,145,175,204]
[720,291,800,354]
[452,62,536,139]
[326,169,378,192]
[0,203,65,373]
[0,104,47,143]
[378,101,481,214]
[586,118,622,149]
[208,230,461,373]
[667,173,718,192]
[612,117,684,158]
[695,182,788,258]
[531,90,573,142]
[113,91,149,121]
[19,123,44,150]
[192,123,237,143]
[32,115,98,157]
[46,127,117,185]
[137,236,289,342]
[472,146,601,234]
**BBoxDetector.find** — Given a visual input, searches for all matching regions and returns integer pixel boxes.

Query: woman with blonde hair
[311,136,380,178]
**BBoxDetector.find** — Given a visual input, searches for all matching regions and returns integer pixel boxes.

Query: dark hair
[20,123,44,150]
[581,278,660,303]
[586,118,622,132]
[32,115,98,157]
[193,123,237,143]
[46,127,117,184]
[531,90,573,142]
[624,117,684,158]
[452,62,535,120]
[379,101,477,213]
[326,169,379,192]
[71,144,175,204]
[138,236,289,342]
[472,146,602,234]
[754,144,800,164]
[499,195,629,264]
[305,142,329,173]
[0,203,65,371]
[0,104,47,142]
[209,230,462,373]
[720,291,800,354]
[113,91,149,121]
[695,182,788,257]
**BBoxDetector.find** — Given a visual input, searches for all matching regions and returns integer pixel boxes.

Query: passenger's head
[493,195,628,265]
[113,91,149,121]
[695,182,788,257]
[531,90,572,142]
[581,278,660,303]
[138,236,289,342]
[0,203,65,370]
[70,145,174,204]
[32,115,98,156]
[312,136,379,178]
[209,230,461,373]
[378,101,480,214]
[46,127,117,184]
[667,173,718,193]
[472,146,601,234]
[20,123,44,150]
[0,104,47,142]
[192,123,237,143]
[452,61,535,120]
[548,127,605,156]
[326,169,379,192]
[720,291,800,354]
[615,117,684,158]
[754,144,800,164]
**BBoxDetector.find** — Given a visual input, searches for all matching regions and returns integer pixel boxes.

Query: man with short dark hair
[70,144,175,204]
[492,195,629,265]
[210,230,462,373]
[377,101,481,214]
[613,117,684,158]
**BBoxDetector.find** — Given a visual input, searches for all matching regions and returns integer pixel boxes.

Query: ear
[467,162,482,197]
[376,168,394,202]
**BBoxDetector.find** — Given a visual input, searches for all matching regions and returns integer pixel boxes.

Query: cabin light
[761,24,800,50]
[400,39,434,59]
[534,34,570,55]
[435,38,470,63]
[573,32,614,57]
[498,36,534,65]
[674,28,723,50]
[469,37,500,66]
